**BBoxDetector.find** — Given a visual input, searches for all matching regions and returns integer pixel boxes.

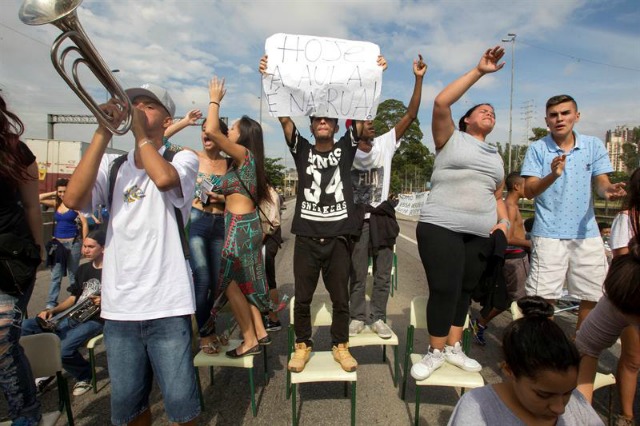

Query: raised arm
[523,154,566,199]
[165,109,203,138]
[432,46,504,150]
[394,54,427,141]
[39,191,57,208]
[65,100,126,210]
[204,76,247,166]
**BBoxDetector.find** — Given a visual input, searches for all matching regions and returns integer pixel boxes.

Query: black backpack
[107,147,190,259]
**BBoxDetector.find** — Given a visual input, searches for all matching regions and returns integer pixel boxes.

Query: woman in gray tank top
[411,46,510,382]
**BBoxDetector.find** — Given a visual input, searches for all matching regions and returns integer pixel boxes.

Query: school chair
[0,334,74,426]
[86,333,104,394]
[402,296,484,426]
[287,296,357,426]
[192,313,269,417]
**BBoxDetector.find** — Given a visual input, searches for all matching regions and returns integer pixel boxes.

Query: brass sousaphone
[19,0,132,134]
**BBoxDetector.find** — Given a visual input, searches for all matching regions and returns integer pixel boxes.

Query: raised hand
[99,98,128,133]
[184,109,202,125]
[259,55,269,75]
[477,46,505,75]
[208,76,226,104]
[377,55,388,71]
[551,154,567,177]
[414,54,427,77]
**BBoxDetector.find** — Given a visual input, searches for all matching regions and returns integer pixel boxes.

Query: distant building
[605,126,638,173]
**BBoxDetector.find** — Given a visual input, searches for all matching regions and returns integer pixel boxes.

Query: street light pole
[501,33,516,173]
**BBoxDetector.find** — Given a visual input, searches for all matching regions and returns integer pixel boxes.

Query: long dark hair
[54,178,69,209]
[502,297,580,379]
[235,115,270,205]
[605,169,640,316]
[0,94,32,189]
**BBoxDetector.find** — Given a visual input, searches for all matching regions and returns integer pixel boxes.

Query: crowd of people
[0,42,638,426]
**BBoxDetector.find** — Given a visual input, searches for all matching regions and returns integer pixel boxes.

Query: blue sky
[1,0,638,162]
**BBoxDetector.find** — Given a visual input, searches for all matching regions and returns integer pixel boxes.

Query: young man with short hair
[521,94,626,330]
[64,84,200,426]
[349,56,426,339]
[259,54,386,373]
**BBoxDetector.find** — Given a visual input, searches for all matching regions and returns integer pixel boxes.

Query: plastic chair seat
[409,354,485,388]
[290,351,357,384]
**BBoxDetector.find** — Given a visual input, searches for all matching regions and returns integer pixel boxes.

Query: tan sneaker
[332,343,357,372]
[288,342,312,372]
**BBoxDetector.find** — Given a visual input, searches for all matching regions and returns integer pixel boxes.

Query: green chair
[86,333,104,394]
[402,296,484,426]
[287,295,357,426]
[0,334,74,426]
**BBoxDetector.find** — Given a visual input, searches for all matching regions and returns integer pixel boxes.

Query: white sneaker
[444,342,482,372]
[370,319,393,339]
[72,380,92,396]
[410,348,445,380]
[348,319,365,336]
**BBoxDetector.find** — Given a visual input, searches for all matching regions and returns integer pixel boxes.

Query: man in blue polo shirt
[521,94,626,331]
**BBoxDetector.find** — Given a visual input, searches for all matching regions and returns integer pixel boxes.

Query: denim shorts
[103,315,200,424]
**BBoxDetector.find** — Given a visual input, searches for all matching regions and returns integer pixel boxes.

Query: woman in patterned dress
[202,76,272,358]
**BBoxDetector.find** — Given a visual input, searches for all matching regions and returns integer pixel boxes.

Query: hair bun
[517,296,554,318]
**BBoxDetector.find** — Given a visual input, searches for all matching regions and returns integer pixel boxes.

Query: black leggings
[416,222,491,337]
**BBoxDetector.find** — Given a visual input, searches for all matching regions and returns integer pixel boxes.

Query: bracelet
[209,101,220,107]
[138,140,154,149]
[498,218,511,230]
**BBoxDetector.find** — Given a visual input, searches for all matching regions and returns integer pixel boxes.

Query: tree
[372,99,435,193]
[264,157,286,187]
[621,141,639,172]
[529,127,549,142]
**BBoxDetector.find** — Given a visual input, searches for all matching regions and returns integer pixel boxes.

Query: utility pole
[501,33,516,173]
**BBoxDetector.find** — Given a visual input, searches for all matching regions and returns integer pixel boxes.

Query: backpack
[108,146,190,259]
[259,186,281,235]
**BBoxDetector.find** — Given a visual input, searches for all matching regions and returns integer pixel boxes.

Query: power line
[0,22,50,47]
[519,40,640,73]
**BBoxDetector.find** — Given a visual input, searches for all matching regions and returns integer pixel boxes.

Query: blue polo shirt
[521,131,613,239]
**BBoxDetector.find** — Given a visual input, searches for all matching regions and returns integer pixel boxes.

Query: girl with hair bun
[576,168,640,426]
[449,296,603,425]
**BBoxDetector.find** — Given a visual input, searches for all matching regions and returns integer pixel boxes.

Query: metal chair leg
[351,382,357,426]
[89,347,97,394]
[249,367,256,416]
[414,385,421,426]
[291,383,298,426]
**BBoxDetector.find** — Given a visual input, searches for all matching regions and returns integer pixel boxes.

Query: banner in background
[395,192,429,217]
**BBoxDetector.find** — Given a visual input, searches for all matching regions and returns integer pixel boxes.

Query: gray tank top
[420,130,504,237]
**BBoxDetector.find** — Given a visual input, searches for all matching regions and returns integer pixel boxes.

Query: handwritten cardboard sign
[262,33,382,120]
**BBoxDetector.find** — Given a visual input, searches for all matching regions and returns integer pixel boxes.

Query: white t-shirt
[610,211,633,250]
[351,128,398,208]
[91,146,199,321]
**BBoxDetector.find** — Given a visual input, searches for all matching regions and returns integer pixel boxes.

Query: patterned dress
[207,149,271,326]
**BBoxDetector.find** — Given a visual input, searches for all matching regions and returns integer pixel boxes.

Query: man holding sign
[259,37,386,373]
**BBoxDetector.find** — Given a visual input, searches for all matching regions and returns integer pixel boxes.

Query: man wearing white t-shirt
[65,84,200,426]
[349,56,427,338]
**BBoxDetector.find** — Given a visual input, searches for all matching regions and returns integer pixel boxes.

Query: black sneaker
[265,319,282,332]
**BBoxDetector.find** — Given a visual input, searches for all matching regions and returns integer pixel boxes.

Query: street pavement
[1,199,629,425]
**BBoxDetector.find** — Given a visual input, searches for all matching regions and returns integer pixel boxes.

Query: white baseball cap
[125,83,176,118]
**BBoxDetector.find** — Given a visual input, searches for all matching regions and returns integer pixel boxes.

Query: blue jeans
[46,238,82,308]
[188,207,224,335]
[0,285,41,425]
[21,317,103,382]
[103,316,200,425]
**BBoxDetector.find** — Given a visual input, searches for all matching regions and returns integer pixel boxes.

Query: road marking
[399,233,417,245]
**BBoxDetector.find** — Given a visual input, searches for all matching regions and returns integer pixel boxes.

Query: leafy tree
[609,171,629,184]
[495,142,528,175]
[264,157,286,187]
[373,99,434,193]
[529,127,549,142]
[621,141,639,172]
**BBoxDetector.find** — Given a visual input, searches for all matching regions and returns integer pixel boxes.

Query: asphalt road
[1,200,631,425]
